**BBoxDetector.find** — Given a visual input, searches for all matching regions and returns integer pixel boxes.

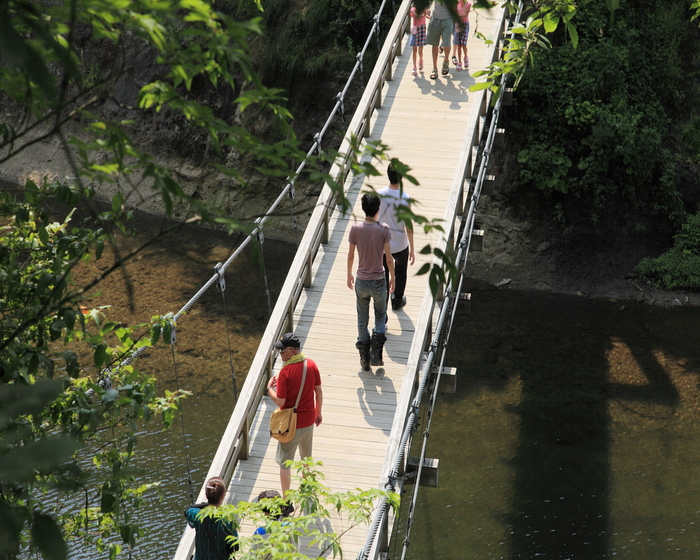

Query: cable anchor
[214,262,226,293]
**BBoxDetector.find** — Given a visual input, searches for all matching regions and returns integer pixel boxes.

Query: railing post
[239,417,250,460]
[321,205,331,244]
[379,511,389,558]
[286,300,294,333]
[303,250,313,288]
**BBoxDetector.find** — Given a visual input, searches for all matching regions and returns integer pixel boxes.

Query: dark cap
[273,332,300,349]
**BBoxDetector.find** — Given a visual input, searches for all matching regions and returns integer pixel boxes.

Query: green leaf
[150,323,161,346]
[94,344,107,368]
[565,20,579,49]
[112,192,124,213]
[0,381,63,430]
[31,513,67,560]
[468,81,493,92]
[102,388,119,403]
[543,13,559,34]
[63,350,79,378]
[162,320,173,346]
[0,437,80,482]
[0,19,57,102]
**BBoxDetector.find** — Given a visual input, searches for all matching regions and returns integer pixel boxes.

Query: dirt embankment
[466,174,696,307]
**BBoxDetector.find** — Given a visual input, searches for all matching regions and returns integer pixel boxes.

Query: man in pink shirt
[347,194,395,370]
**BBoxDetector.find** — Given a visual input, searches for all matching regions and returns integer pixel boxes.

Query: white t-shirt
[377,186,410,254]
[432,1,451,20]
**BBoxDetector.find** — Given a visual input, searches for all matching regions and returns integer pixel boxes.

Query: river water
[70,211,700,560]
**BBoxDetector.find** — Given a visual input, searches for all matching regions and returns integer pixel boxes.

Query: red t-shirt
[276,358,321,429]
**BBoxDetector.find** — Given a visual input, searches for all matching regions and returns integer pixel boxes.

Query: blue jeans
[355,278,387,342]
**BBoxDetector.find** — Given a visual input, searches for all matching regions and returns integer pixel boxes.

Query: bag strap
[293,360,307,412]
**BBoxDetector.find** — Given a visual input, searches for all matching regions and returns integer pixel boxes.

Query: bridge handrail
[172,1,413,558]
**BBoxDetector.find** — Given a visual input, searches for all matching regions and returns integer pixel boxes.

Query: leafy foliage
[636,213,700,290]
[0,180,191,560]
[0,0,325,557]
[213,459,399,560]
[505,0,699,224]
[228,0,391,97]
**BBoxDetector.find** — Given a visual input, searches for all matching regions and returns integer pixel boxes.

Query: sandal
[419,59,423,71]
[441,60,449,75]
[464,57,469,69]
[456,62,462,71]
[430,68,438,79]
[412,66,417,76]
[439,46,444,54]
[452,55,458,65]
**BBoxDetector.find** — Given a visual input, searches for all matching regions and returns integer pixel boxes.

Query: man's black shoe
[392,296,406,310]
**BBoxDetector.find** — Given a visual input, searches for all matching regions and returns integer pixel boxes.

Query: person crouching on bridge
[184,476,238,560]
[267,332,323,498]
[347,194,395,370]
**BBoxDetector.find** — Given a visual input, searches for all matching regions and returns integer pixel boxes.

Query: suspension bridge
[173,1,509,558]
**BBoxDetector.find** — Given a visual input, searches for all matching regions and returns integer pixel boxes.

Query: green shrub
[508,0,700,223]
[227,0,385,95]
[636,213,700,289]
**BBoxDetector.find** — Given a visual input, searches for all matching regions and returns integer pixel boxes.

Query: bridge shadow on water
[399,279,699,560]
[504,288,679,559]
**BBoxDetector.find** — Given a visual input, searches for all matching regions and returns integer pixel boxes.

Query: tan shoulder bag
[269,359,307,443]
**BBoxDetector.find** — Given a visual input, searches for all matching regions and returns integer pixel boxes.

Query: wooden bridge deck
[220,6,505,556]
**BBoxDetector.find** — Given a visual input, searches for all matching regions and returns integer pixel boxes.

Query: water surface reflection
[397,281,700,560]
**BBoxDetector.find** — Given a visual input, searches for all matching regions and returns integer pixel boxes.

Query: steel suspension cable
[256,228,273,318]
[214,263,239,402]
[168,325,195,504]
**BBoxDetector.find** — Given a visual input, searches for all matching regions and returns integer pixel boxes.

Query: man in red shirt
[267,332,323,497]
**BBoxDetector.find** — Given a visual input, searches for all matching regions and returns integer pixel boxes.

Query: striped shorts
[453,21,470,46]
[410,23,427,47]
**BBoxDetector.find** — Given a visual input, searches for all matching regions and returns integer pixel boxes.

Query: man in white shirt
[378,164,415,311]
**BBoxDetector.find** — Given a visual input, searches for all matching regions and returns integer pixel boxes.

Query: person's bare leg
[412,46,417,69]
[432,45,439,71]
[280,467,291,497]
[443,45,451,67]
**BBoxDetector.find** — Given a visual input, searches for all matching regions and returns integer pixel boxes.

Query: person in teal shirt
[184,476,237,560]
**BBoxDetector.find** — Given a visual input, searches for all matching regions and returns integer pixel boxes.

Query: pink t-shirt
[349,221,392,281]
[410,7,428,26]
[276,358,321,429]
[457,1,471,22]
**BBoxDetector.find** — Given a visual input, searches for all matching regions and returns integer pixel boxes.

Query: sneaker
[392,296,407,310]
